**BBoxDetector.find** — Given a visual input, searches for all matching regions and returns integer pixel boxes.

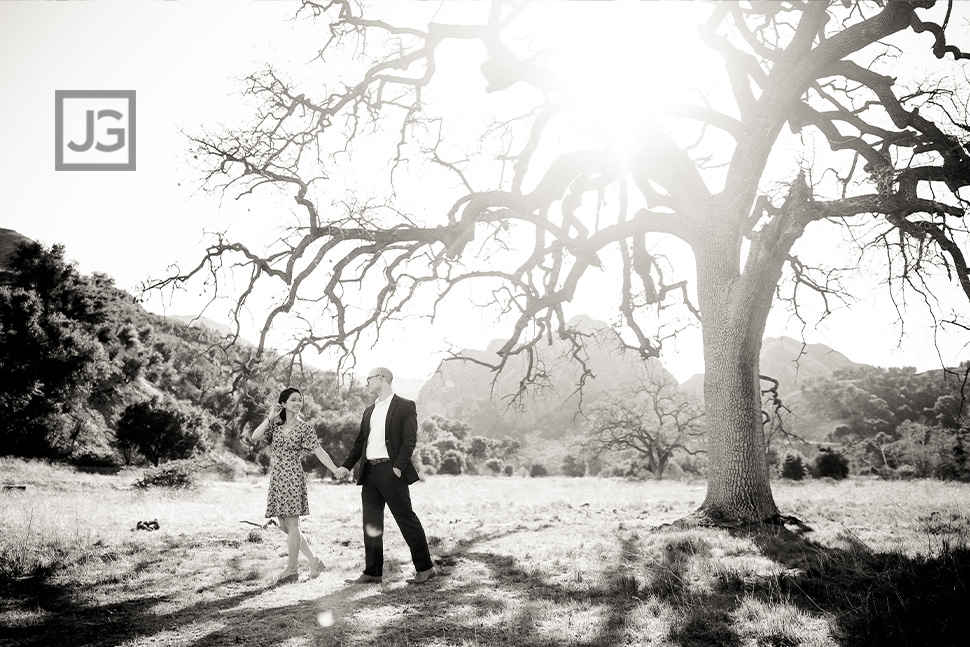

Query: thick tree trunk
[692,234,780,524]
[697,318,778,522]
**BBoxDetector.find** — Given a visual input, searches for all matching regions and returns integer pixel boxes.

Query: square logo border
[55,90,137,171]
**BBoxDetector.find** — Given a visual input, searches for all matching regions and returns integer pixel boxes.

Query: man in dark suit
[335,367,437,584]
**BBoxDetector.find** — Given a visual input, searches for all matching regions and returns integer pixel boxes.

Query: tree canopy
[151,1,970,522]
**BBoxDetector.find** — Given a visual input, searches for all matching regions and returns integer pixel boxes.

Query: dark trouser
[359,462,433,576]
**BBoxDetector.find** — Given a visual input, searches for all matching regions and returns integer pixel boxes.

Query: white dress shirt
[365,393,393,460]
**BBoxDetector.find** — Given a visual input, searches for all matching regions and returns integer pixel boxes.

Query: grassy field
[1,458,969,647]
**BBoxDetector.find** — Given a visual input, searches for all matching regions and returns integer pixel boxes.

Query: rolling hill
[417,315,674,439]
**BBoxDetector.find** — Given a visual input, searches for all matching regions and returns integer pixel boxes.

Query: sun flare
[536,2,718,145]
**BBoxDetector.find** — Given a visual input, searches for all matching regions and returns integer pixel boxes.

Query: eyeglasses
[366,374,383,383]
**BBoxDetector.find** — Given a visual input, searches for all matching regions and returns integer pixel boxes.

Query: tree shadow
[0,519,743,647]
[737,523,970,647]
[0,571,276,647]
[10,516,965,647]
[183,522,744,647]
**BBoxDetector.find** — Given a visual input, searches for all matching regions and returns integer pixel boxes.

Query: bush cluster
[780,453,806,481]
[413,414,520,476]
[133,459,200,489]
[812,447,850,479]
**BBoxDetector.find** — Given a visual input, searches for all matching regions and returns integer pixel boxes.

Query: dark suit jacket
[342,394,420,485]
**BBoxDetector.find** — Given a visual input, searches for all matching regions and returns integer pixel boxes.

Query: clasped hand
[334,467,352,481]
[333,466,402,480]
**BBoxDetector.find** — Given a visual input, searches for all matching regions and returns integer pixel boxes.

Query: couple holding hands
[250,367,437,586]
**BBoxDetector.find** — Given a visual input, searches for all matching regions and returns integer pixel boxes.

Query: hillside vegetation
[2,230,967,485]
[0,232,369,471]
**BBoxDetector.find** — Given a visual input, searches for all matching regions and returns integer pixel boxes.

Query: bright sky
[2,1,967,384]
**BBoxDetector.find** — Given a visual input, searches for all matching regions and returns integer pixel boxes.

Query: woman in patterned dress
[251,387,340,584]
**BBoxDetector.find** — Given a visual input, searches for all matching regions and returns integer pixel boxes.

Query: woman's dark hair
[277,387,302,423]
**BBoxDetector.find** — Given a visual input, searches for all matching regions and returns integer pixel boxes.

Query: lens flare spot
[365,524,383,538]
[317,610,334,627]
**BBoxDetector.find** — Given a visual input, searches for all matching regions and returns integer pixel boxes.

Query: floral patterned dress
[264,420,319,518]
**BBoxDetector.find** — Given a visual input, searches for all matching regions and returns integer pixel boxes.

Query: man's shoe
[344,573,382,584]
[406,567,437,584]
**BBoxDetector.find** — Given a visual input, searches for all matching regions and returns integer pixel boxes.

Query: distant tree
[936,427,970,482]
[801,366,968,443]
[115,398,208,466]
[850,431,898,476]
[417,445,442,475]
[438,449,465,475]
[5,241,108,327]
[0,242,107,457]
[315,412,360,467]
[467,436,489,460]
[151,2,970,523]
[584,371,704,480]
[811,447,850,480]
[435,416,472,442]
[434,434,461,455]
[780,453,806,481]
[931,394,965,431]
[562,454,586,478]
[492,437,521,462]
[887,421,941,478]
[530,463,549,478]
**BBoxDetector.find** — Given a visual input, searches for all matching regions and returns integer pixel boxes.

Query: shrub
[467,436,488,459]
[434,435,460,454]
[813,448,850,480]
[70,449,122,474]
[780,453,806,481]
[438,449,465,475]
[115,398,207,466]
[133,458,200,489]
[530,463,549,477]
[485,458,503,474]
[891,464,919,480]
[503,464,514,476]
[200,452,248,481]
[562,455,586,477]
[418,445,442,474]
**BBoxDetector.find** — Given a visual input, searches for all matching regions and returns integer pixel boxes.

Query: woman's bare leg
[279,516,300,574]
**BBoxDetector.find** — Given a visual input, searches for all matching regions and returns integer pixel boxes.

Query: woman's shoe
[276,566,299,585]
[309,556,326,579]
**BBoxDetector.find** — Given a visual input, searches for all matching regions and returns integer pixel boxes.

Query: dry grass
[1,458,969,646]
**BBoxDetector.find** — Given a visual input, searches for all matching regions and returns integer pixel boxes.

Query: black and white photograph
[2,1,970,645]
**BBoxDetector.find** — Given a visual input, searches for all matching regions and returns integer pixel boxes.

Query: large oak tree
[152,1,970,523]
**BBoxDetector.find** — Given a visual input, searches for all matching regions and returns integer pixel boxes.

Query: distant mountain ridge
[417,315,674,439]
[419,321,869,439]
[679,335,867,399]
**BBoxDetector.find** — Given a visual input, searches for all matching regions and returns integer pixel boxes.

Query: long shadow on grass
[740,524,970,647]
[119,523,638,647]
[180,524,745,647]
[0,573,275,647]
